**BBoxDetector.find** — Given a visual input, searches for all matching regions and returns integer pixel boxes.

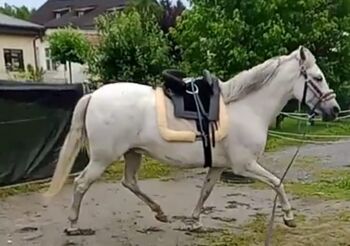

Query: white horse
[45,46,340,230]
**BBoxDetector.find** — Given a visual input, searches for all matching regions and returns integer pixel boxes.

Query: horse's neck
[242,77,294,127]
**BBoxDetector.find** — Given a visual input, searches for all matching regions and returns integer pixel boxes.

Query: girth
[161,69,221,168]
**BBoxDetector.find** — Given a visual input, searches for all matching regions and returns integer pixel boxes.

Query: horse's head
[292,46,340,121]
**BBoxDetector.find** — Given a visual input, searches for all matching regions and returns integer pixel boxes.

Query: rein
[300,63,335,116]
[265,114,313,246]
[265,60,327,246]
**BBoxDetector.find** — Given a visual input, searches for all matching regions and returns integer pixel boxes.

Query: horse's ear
[298,45,306,62]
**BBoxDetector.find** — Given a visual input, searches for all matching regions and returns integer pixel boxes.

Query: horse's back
[92,82,155,98]
[88,82,155,111]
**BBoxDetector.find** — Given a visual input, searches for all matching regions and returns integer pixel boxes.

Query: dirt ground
[1,141,350,246]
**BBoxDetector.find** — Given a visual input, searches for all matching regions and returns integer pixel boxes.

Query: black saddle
[161,69,221,168]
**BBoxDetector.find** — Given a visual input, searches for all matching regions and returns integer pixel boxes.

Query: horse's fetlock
[121,180,131,189]
[154,204,162,212]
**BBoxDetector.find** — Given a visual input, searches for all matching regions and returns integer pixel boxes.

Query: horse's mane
[219,47,315,103]
[219,57,281,103]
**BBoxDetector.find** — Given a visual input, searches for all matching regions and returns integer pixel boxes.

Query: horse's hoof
[64,227,95,236]
[175,221,203,232]
[155,213,168,223]
[283,218,297,228]
[187,221,203,231]
[183,217,203,231]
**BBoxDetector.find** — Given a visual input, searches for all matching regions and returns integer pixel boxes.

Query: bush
[10,64,45,82]
[89,10,174,86]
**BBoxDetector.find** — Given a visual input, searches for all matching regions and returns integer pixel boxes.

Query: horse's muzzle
[321,105,340,122]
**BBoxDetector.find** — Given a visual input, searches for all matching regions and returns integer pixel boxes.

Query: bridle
[299,62,336,116]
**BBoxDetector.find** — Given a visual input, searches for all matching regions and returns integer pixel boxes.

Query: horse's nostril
[333,106,340,114]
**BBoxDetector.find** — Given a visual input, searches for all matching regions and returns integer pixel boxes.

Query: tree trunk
[69,61,72,84]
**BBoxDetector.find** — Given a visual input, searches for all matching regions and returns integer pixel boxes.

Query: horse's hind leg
[122,150,167,222]
[68,158,113,227]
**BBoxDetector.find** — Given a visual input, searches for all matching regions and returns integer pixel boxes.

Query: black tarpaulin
[0,80,89,186]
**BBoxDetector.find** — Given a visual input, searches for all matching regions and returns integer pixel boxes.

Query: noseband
[299,63,335,115]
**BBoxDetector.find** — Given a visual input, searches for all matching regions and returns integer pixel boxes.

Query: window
[45,48,58,71]
[106,6,124,14]
[75,6,94,16]
[55,12,62,19]
[53,7,71,19]
[4,49,24,71]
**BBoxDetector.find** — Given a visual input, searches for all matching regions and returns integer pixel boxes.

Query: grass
[291,155,324,170]
[286,168,350,200]
[0,157,177,199]
[102,157,178,181]
[198,211,350,246]
[265,118,350,151]
[244,166,350,201]
[0,182,49,199]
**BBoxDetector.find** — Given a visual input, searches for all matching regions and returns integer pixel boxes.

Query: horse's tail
[44,93,92,197]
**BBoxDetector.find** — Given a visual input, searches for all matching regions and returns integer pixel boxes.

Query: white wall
[0,34,37,80]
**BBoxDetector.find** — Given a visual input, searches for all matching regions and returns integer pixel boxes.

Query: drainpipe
[33,28,45,72]
[33,35,39,71]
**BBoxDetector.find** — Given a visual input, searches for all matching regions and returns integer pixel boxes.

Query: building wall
[0,29,99,84]
[0,34,37,80]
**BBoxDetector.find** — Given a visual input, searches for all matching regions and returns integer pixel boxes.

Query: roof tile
[0,13,43,29]
[30,0,127,30]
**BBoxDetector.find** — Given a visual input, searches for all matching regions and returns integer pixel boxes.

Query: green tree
[0,3,35,20]
[89,10,173,85]
[171,0,350,107]
[48,27,91,83]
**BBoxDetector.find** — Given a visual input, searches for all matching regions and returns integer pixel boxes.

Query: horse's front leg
[192,167,224,219]
[182,167,224,230]
[236,160,296,227]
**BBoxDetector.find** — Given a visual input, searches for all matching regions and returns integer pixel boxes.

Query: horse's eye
[313,75,323,82]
